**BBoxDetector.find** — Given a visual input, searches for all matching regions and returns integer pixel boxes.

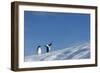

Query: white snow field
[25,43,90,62]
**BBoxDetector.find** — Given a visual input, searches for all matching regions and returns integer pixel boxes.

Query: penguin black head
[37,45,41,48]
[48,42,52,46]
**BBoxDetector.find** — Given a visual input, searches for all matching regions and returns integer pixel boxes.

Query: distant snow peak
[25,42,90,62]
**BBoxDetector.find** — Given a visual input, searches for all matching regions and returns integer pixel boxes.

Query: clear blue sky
[24,11,90,56]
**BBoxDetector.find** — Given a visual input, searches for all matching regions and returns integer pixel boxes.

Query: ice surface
[24,43,90,62]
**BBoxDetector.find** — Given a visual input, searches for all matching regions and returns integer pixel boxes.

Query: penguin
[45,42,52,53]
[37,45,42,55]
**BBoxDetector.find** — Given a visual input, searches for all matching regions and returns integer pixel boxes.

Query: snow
[24,43,90,62]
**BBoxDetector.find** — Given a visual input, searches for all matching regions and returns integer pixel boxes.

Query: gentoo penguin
[45,43,52,53]
[37,45,42,55]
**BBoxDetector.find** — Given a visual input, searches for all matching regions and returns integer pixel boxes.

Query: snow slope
[25,43,90,62]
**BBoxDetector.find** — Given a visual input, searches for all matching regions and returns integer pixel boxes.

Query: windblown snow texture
[24,43,90,62]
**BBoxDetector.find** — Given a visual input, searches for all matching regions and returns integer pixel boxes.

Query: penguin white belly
[38,48,42,55]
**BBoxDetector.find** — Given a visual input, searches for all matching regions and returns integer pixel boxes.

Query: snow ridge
[25,43,90,62]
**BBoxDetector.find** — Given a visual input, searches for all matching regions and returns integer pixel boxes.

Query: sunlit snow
[24,43,90,62]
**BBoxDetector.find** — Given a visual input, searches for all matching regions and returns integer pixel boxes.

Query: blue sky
[24,11,90,56]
